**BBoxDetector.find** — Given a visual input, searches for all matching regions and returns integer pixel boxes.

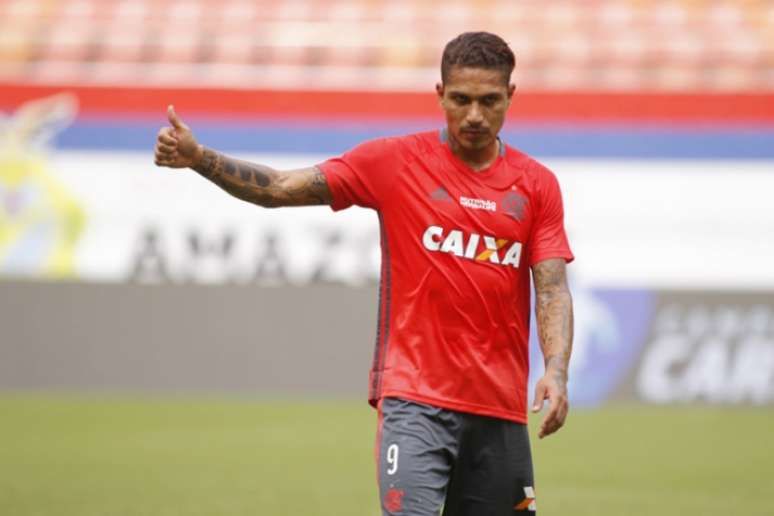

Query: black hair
[441,32,515,84]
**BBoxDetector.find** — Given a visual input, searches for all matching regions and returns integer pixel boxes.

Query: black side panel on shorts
[442,414,535,516]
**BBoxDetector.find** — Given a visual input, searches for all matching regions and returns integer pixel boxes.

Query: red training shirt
[319,130,573,423]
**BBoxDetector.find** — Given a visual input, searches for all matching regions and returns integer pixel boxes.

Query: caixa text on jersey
[422,225,523,267]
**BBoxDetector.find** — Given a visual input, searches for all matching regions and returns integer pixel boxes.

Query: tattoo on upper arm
[192,148,330,207]
[277,167,331,205]
[306,167,331,203]
[312,170,326,187]
[533,258,566,292]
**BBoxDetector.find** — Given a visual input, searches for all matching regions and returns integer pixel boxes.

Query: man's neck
[448,134,500,172]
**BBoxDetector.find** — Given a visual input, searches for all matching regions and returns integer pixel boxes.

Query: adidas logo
[431,186,452,202]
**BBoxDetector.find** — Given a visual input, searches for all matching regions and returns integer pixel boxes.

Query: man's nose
[466,102,484,125]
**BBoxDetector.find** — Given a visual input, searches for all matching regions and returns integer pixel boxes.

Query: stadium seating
[0,0,772,91]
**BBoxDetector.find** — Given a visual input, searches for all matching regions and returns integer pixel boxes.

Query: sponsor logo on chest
[459,195,497,212]
[422,225,522,268]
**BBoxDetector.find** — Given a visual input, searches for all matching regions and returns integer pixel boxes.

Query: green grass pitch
[0,394,771,515]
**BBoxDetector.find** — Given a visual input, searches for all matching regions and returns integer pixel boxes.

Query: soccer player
[154,31,573,516]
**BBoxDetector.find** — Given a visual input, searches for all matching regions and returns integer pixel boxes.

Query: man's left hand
[531,370,569,439]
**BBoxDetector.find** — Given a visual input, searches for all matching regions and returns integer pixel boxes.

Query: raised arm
[153,106,331,207]
[531,257,574,438]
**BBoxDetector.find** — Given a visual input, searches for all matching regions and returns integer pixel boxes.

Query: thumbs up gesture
[154,105,203,169]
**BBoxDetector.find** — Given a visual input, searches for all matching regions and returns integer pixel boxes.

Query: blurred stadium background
[1,0,773,515]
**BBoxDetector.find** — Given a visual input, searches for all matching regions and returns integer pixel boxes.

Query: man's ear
[507,83,516,99]
[435,82,444,105]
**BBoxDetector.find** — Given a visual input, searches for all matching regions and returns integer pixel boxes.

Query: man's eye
[452,95,469,104]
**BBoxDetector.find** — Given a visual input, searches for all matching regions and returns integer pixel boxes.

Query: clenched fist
[154,105,203,169]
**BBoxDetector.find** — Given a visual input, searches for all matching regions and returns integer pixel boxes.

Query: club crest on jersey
[422,225,522,268]
[502,191,527,221]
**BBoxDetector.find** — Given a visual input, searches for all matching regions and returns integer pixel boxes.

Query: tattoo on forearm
[223,159,237,178]
[195,148,219,179]
[192,148,330,207]
[545,355,568,390]
[533,259,574,381]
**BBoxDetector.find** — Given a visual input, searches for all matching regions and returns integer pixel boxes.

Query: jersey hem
[378,390,528,424]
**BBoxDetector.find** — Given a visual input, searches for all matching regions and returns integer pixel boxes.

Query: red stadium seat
[0,0,771,91]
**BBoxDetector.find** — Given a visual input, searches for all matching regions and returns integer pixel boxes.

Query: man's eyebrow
[448,92,504,100]
[447,89,502,95]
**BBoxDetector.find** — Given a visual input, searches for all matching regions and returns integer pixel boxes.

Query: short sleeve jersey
[319,130,573,423]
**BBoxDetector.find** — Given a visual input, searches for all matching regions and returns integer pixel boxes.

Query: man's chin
[459,135,493,151]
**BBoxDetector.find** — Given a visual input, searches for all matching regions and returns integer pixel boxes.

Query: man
[154,32,573,516]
